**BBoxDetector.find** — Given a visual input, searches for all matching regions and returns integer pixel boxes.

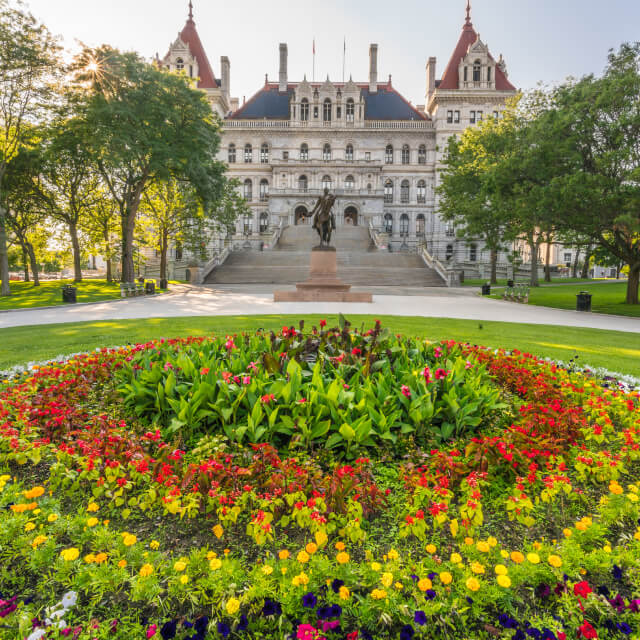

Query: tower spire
[188,1,194,21]
[465,0,472,26]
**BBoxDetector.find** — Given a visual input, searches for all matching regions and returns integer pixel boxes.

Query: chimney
[426,56,436,106]
[220,56,230,101]
[279,43,288,93]
[230,97,239,112]
[369,44,378,93]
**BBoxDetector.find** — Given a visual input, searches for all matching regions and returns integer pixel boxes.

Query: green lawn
[0,279,167,311]
[463,277,601,287]
[490,282,639,317]
[1,314,639,378]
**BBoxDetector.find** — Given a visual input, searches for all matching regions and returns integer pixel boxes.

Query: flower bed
[0,319,639,640]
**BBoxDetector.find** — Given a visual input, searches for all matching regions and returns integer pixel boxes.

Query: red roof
[180,16,219,89]
[439,15,515,91]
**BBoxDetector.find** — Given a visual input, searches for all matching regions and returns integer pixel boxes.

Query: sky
[23,0,640,107]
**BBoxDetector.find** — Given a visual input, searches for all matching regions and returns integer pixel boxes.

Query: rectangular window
[365,152,371,162]
[493,110,499,119]
[454,110,460,123]
[487,67,492,83]
[477,110,483,121]
[470,110,476,124]
[463,67,468,82]
[313,106,319,119]
[564,253,572,263]
[283,151,289,160]
[336,107,341,119]
[447,110,453,124]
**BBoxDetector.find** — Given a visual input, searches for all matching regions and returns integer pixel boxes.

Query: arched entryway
[344,206,358,226]
[295,205,310,225]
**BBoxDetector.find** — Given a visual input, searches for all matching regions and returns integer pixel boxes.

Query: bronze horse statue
[310,189,337,247]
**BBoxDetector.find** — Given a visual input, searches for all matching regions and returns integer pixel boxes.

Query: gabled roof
[439,11,515,91]
[229,83,428,121]
[179,14,219,89]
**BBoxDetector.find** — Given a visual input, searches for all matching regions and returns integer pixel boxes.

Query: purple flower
[514,631,526,640]
[526,628,542,639]
[302,593,317,609]
[597,585,611,598]
[360,631,373,640]
[610,594,626,612]
[331,579,344,593]
[617,622,633,635]
[400,625,415,640]
[541,629,556,640]
[414,611,427,626]
[612,565,624,580]
[425,589,436,601]
[237,614,248,631]
[216,621,230,638]
[328,604,342,618]
[262,599,281,617]
[427,572,438,580]
[160,620,177,640]
[535,583,551,599]
[498,615,518,630]
[629,599,640,613]
[194,617,208,634]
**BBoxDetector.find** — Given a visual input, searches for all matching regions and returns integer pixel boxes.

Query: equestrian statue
[310,188,337,247]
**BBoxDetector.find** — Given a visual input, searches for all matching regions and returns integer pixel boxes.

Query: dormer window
[300,98,309,121]
[473,60,481,82]
[176,58,184,71]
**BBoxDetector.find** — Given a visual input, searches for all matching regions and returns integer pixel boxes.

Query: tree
[71,46,226,283]
[81,188,120,282]
[0,0,60,295]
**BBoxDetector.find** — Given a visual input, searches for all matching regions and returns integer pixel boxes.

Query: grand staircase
[204,225,446,287]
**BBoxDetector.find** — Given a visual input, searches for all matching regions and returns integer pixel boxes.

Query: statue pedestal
[274,247,372,303]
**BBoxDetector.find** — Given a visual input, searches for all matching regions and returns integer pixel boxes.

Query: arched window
[176,58,184,71]
[228,144,236,163]
[385,145,394,164]
[243,179,253,201]
[259,179,269,202]
[473,60,481,83]
[384,213,393,234]
[445,244,454,260]
[260,143,269,164]
[346,98,355,122]
[321,175,332,191]
[300,98,309,121]
[417,180,426,203]
[323,98,332,122]
[323,143,331,161]
[244,144,252,163]
[400,179,410,203]
[400,214,409,235]
[384,179,393,203]
[469,244,478,262]
[300,143,309,161]
[345,175,355,190]
[401,145,410,165]
[416,214,425,235]
[243,213,252,235]
[298,175,308,192]
[418,145,427,164]
[345,144,354,162]
[259,212,269,233]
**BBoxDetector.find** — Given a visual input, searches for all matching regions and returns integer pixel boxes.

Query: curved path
[1,285,638,333]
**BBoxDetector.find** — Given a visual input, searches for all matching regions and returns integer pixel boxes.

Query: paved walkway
[1,285,638,333]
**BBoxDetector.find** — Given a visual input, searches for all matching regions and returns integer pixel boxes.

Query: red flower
[320,319,327,328]
[578,621,597,639]
[574,581,592,598]
[200,367,210,376]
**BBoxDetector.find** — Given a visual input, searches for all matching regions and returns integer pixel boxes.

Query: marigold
[527,553,540,565]
[548,555,562,568]
[381,572,393,588]
[179,575,189,585]
[139,563,153,577]
[335,541,346,551]
[47,513,58,522]
[500,550,510,559]
[494,565,508,575]
[24,486,45,499]
[84,553,96,563]
[487,537,498,547]
[336,552,350,564]
[150,540,160,550]
[174,561,187,572]
[95,553,107,564]
[609,482,623,495]
[466,577,480,592]
[292,572,309,586]
[371,562,382,572]
[210,558,222,571]
[450,553,462,564]
[510,551,524,564]
[417,578,432,591]
[87,517,99,527]
[212,524,224,539]
[339,586,350,600]
[305,542,318,555]
[476,541,490,553]
[32,535,47,548]
[118,559,127,568]
[464,537,474,546]
[563,528,572,538]
[60,548,80,562]
[471,561,485,575]
[297,550,310,564]
[10,502,37,514]
[278,549,290,560]
[497,574,511,588]
[387,549,399,560]
[370,589,387,600]
[226,598,240,615]
[87,503,99,512]
[122,533,137,547]
[262,565,273,575]
[440,572,452,585]
[24,522,35,532]
[426,544,437,554]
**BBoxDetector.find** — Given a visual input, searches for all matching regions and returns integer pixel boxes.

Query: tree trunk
[571,247,581,279]
[160,227,168,282]
[121,210,136,283]
[103,225,113,283]
[489,248,498,285]
[580,246,592,280]
[26,242,40,286]
[69,221,83,283]
[544,239,552,283]
[627,264,640,305]
[0,206,11,296]
[616,263,621,280]
[528,236,540,287]
[23,248,30,282]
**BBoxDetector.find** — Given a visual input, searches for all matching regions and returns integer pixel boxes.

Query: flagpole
[313,38,316,83]
[342,37,346,83]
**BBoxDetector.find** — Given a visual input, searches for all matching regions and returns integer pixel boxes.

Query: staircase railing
[198,246,232,284]
[368,221,388,250]
[264,219,284,250]
[419,245,459,287]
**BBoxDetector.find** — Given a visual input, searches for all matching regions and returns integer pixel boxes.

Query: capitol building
[152,2,518,286]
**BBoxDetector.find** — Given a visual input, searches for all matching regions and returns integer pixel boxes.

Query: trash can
[62,285,77,304]
[185,268,191,282]
[459,270,465,285]
[576,291,592,312]
[481,283,491,296]
[507,279,514,288]
[145,281,156,295]
[159,278,168,290]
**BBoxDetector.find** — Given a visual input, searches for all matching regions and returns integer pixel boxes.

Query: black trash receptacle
[62,285,77,304]
[481,283,491,296]
[145,281,156,295]
[507,279,514,288]
[159,278,168,290]
[576,291,592,312]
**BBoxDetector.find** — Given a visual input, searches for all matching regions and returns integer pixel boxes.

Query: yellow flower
[23,486,45,499]
[388,549,399,560]
[371,562,382,572]
[510,551,524,564]
[95,553,107,564]
[305,542,318,555]
[118,559,127,568]
[426,544,437,554]
[381,572,393,588]
[60,548,79,562]
[440,572,453,585]
[464,537,474,546]
[212,524,224,539]
[207,551,217,560]
[370,589,387,600]
[226,598,240,615]
[487,537,498,547]
[262,565,273,575]
[139,563,154,577]
[476,541,490,553]
[279,549,290,560]
[315,530,328,547]
[495,564,508,575]
[336,552,350,564]
[563,528,572,538]
[122,533,137,547]
[548,555,562,568]
[497,574,512,588]
[339,586,350,600]
[150,540,160,550]
[174,561,187,572]
[179,575,189,585]
[500,550,510,559]
[417,578,432,591]
[627,493,639,503]
[471,561,485,575]
[466,577,480,592]
[609,482,623,495]
[603,544,612,553]
[292,572,309,586]
[47,513,58,523]
[450,553,462,564]
[84,553,96,563]
[32,535,47,548]
[580,568,587,575]
[297,550,310,564]
[87,517,99,527]
[87,502,99,512]
[527,553,540,565]
[335,541,346,551]
[24,522,35,532]
[395,582,404,590]
[210,558,222,571]
[532,541,542,550]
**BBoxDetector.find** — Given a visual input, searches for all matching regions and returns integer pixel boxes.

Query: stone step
[223,251,426,268]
